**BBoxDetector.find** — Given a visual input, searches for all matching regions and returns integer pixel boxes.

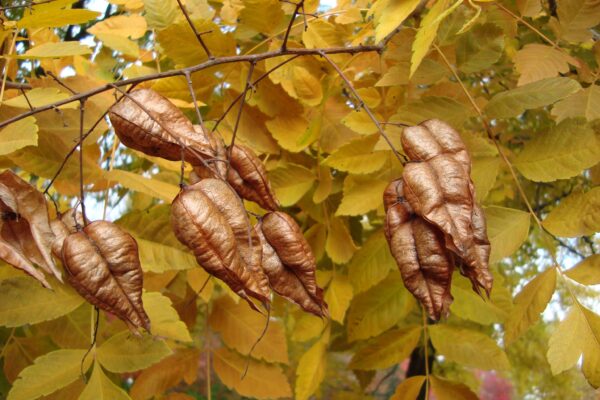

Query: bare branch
[281,0,305,51]
[78,100,87,224]
[175,0,213,59]
[47,71,78,95]
[228,62,256,159]
[0,45,382,130]
[5,81,32,90]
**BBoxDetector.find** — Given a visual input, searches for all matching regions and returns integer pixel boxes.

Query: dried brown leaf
[109,89,215,166]
[62,220,150,332]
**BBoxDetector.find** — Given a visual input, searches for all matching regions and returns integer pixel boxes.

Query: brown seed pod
[170,186,261,311]
[255,221,324,317]
[259,211,326,315]
[384,181,453,320]
[191,179,271,303]
[190,125,228,179]
[62,221,150,332]
[109,89,215,165]
[383,179,404,212]
[227,144,280,211]
[460,204,493,295]
[0,170,60,286]
[50,209,86,260]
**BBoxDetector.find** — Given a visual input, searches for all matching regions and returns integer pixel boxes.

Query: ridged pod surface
[62,221,150,332]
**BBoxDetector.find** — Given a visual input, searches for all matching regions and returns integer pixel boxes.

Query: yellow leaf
[450,274,508,325]
[504,267,557,344]
[142,292,192,342]
[565,255,600,285]
[288,66,323,107]
[370,0,421,43]
[143,0,179,30]
[239,0,285,35]
[187,268,214,302]
[97,331,172,373]
[391,96,472,128]
[295,331,329,400]
[390,376,426,400]
[515,43,580,86]
[213,347,292,399]
[324,274,354,323]
[79,362,132,400]
[513,119,600,182]
[135,237,197,273]
[342,109,379,135]
[484,206,531,263]
[95,33,140,57]
[0,117,38,156]
[269,163,315,206]
[557,0,600,41]
[3,88,76,109]
[347,273,414,342]
[336,174,388,216]
[209,295,288,364]
[265,113,309,152]
[410,0,461,77]
[429,325,510,370]
[323,134,387,174]
[291,313,327,342]
[313,166,332,204]
[0,277,84,327]
[348,230,396,294]
[302,20,344,48]
[18,8,99,29]
[326,217,358,264]
[349,325,421,370]
[356,87,382,108]
[105,169,179,202]
[7,349,92,400]
[89,15,147,39]
[456,23,504,73]
[543,187,600,237]
[485,77,581,119]
[552,85,600,122]
[429,376,479,400]
[22,42,92,58]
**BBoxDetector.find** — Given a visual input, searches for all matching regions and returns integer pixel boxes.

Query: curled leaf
[192,179,271,303]
[259,211,327,316]
[384,181,453,320]
[61,220,150,332]
[109,89,215,166]
[170,186,260,310]
[0,170,60,285]
[227,144,280,211]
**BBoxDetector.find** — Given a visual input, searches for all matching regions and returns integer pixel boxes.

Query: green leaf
[369,0,421,43]
[485,206,531,263]
[7,349,91,400]
[565,255,600,285]
[0,277,84,327]
[543,187,600,237]
[513,119,600,182]
[504,267,556,344]
[323,134,388,174]
[295,331,329,400]
[429,325,510,370]
[456,23,504,73]
[391,96,472,128]
[347,274,414,342]
[143,0,179,30]
[336,175,388,216]
[142,292,192,342]
[430,376,479,400]
[22,42,92,58]
[97,331,172,373]
[410,0,461,77]
[390,376,426,400]
[325,217,358,264]
[105,169,179,202]
[269,162,315,206]
[485,77,581,119]
[0,117,38,156]
[324,274,354,323]
[79,362,132,400]
[552,85,600,122]
[349,326,421,370]
[348,230,396,294]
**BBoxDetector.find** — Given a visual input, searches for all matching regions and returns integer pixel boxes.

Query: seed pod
[191,179,271,303]
[227,144,280,211]
[255,222,324,317]
[191,125,228,179]
[109,89,215,165]
[384,181,454,320]
[170,186,260,310]
[259,211,326,315]
[62,221,150,332]
[460,204,493,295]
[0,170,60,285]
[50,209,85,259]
[383,179,404,212]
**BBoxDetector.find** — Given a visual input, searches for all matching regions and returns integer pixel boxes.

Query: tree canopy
[0,0,599,399]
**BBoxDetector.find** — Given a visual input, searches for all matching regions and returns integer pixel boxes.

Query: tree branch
[0,45,381,130]
[281,0,305,51]
[229,61,255,156]
[175,0,213,59]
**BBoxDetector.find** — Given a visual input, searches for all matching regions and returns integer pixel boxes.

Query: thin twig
[19,88,34,110]
[47,71,78,95]
[184,71,210,137]
[281,0,304,50]
[0,45,382,130]
[0,0,57,11]
[175,0,213,59]
[241,306,271,379]
[78,100,87,224]
[80,306,99,382]
[495,2,562,50]
[228,62,255,160]
[318,51,406,163]
[4,81,32,90]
